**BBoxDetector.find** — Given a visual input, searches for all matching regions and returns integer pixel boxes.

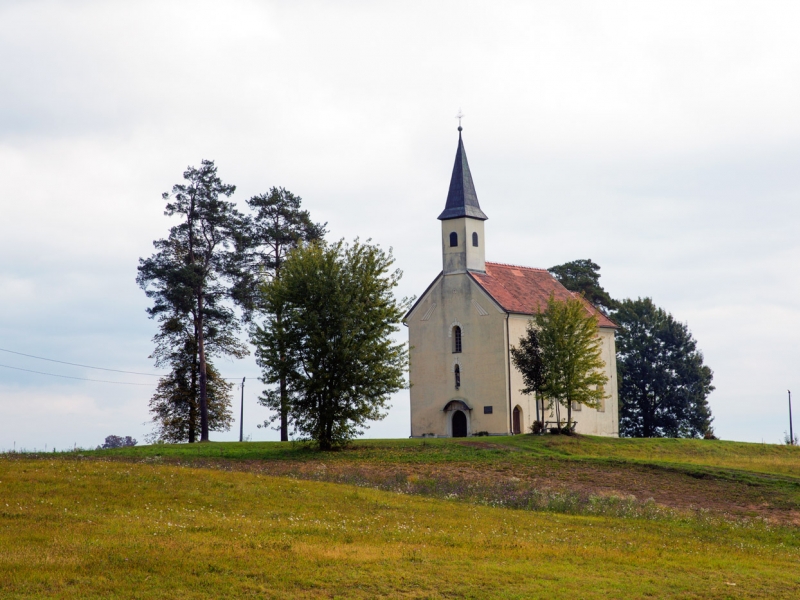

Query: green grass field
[2,436,799,598]
[98,434,800,477]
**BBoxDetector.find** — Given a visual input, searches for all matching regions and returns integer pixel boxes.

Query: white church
[403,127,619,438]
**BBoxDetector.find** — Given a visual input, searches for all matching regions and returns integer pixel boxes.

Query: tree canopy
[510,324,545,425]
[548,259,617,313]
[233,187,327,317]
[254,239,408,450]
[533,295,609,430]
[613,298,714,438]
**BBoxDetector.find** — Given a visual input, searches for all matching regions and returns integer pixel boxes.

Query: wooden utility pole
[789,390,794,445]
[239,377,246,442]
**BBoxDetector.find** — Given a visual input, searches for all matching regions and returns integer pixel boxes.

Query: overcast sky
[2,0,799,449]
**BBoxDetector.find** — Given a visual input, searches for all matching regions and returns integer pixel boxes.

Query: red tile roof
[470,262,617,328]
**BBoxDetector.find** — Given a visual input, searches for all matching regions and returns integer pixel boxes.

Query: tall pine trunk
[197,292,209,442]
[189,346,198,443]
[277,309,289,442]
[279,375,288,441]
[275,257,289,442]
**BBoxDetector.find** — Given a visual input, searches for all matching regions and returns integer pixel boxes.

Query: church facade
[404,128,619,438]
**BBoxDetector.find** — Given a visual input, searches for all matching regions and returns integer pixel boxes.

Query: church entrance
[452,410,467,437]
[513,406,522,435]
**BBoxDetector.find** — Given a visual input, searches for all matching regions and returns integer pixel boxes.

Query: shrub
[530,421,544,434]
[99,435,137,449]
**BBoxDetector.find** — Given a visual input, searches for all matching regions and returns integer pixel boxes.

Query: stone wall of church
[407,272,511,437]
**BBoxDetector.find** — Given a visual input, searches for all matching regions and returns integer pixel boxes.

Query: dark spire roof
[437,127,488,221]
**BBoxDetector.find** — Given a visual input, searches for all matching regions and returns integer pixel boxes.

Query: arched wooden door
[452,410,467,437]
[513,406,522,434]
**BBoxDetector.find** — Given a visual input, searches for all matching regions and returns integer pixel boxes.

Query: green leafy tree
[138,160,246,442]
[535,295,609,430]
[254,239,408,450]
[548,259,616,313]
[614,298,714,438]
[510,324,546,425]
[233,188,326,441]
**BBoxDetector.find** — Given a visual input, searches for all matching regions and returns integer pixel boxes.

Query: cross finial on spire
[455,108,464,131]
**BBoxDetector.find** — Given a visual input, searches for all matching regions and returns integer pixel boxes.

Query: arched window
[449,232,458,247]
[472,232,478,247]
[454,364,461,389]
[452,326,462,353]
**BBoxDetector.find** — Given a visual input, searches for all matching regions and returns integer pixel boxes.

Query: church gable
[403,273,443,323]
[469,262,617,328]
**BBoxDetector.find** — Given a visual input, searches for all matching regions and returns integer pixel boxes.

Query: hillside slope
[2,454,799,599]
[97,436,800,525]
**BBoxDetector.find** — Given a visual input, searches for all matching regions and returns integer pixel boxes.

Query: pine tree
[233,188,326,441]
[148,351,233,443]
[548,259,616,314]
[138,160,246,441]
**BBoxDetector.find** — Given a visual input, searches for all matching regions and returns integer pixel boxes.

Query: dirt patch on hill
[132,456,800,526]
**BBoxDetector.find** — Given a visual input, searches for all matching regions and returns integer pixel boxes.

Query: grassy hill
[2,436,799,598]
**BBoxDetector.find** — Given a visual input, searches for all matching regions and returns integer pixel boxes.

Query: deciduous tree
[613,298,714,438]
[254,239,407,450]
[535,295,609,430]
[99,435,137,449]
[510,324,546,426]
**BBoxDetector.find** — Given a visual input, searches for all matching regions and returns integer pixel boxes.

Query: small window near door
[452,326,462,353]
[454,364,460,389]
[472,232,478,247]
[449,232,458,247]
[483,406,493,414]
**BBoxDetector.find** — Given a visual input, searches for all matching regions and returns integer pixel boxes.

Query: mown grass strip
[84,435,800,478]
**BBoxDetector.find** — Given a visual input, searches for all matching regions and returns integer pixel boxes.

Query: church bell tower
[438,126,488,274]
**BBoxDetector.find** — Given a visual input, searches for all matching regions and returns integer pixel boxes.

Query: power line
[0,363,156,386]
[0,347,257,382]
[0,347,164,376]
